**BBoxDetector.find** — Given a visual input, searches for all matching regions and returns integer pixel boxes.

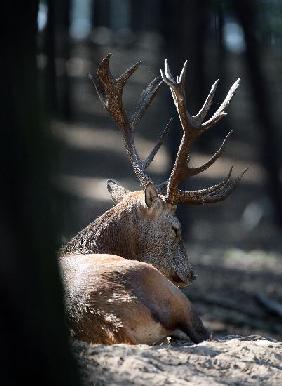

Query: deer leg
[148,294,210,344]
[179,303,211,343]
[129,265,210,344]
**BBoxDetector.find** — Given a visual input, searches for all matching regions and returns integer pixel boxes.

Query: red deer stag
[60,54,245,344]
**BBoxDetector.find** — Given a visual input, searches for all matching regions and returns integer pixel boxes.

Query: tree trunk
[0,1,80,385]
[160,0,209,236]
[56,0,72,120]
[233,0,282,226]
[45,0,58,115]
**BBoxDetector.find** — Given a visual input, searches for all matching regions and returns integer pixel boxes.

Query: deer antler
[160,59,247,205]
[89,53,170,188]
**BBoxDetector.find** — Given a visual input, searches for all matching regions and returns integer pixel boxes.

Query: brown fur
[61,254,209,344]
[61,187,195,286]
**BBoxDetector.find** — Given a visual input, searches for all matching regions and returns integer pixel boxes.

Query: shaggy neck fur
[61,192,144,259]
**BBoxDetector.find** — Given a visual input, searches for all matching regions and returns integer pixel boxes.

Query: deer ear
[107,179,129,204]
[144,183,158,208]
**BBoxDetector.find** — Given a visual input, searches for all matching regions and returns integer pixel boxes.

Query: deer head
[77,54,245,286]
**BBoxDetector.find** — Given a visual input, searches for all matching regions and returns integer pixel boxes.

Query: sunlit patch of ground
[74,336,282,385]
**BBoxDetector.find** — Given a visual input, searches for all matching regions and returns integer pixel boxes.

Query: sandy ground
[74,335,282,385]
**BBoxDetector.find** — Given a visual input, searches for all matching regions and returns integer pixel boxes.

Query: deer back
[61,253,209,344]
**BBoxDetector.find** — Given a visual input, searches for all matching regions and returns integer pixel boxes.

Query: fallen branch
[188,292,264,318]
[188,292,282,335]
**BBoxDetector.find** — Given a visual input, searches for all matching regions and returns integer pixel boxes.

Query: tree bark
[160,0,209,236]
[56,0,72,120]
[0,1,80,385]
[233,0,282,226]
[45,0,58,115]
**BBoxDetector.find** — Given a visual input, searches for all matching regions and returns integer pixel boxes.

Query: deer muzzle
[172,269,196,287]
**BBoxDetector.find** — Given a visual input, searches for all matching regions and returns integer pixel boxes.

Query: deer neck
[94,204,140,258]
[62,200,141,259]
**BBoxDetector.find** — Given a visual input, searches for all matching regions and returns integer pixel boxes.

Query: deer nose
[172,272,186,285]
[172,269,196,286]
[188,270,197,282]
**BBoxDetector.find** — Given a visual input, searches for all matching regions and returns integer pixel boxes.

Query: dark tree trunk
[130,0,144,32]
[56,0,72,120]
[131,0,161,32]
[161,0,209,112]
[161,0,210,168]
[0,1,80,385]
[92,0,111,28]
[210,2,229,148]
[160,0,209,236]
[45,0,58,115]
[233,0,282,226]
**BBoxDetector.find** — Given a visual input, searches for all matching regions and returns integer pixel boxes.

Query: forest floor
[186,245,282,341]
[74,336,282,385]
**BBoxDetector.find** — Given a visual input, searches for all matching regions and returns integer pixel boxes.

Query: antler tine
[177,168,248,205]
[143,117,173,170]
[187,130,233,177]
[192,79,219,126]
[164,59,175,84]
[160,58,245,205]
[131,76,163,129]
[201,78,240,130]
[90,54,167,189]
[177,60,188,85]
[116,61,141,87]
